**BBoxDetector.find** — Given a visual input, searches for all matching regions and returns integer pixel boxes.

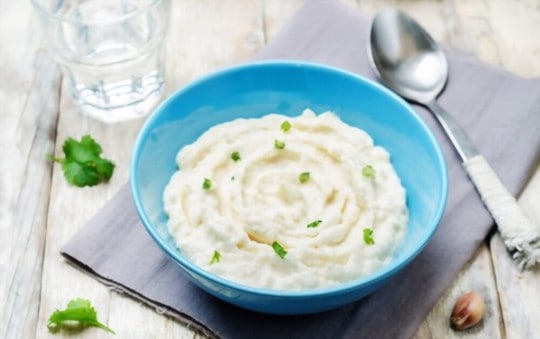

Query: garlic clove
[450,291,485,330]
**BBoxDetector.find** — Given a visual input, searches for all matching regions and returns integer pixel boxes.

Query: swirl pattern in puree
[163,109,408,290]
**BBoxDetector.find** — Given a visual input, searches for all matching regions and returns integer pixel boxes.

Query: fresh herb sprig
[47,298,115,334]
[47,135,115,187]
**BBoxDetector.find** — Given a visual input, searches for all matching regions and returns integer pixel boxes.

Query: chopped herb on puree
[274,139,286,149]
[362,164,376,178]
[280,120,291,132]
[210,250,221,264]
[307,220,322,228]
[272,241,287,259]
[202,178,212,190]
[363,228,375,245]
[163,109,408,290]
[231,151,241,162]
[299,172,310,183]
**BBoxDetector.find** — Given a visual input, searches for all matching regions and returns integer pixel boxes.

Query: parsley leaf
[299,172,310,183]
[274,139,286,150]
[202,178,212,190]
[231,151,241,162]
[362,165,376,178]
[210,250,221,265]
[47,298,115,334]
[272,241,287,259]
[307,220,322,228]
[363,228,375,245]
[280,120,291,132]
[48,135,115,187]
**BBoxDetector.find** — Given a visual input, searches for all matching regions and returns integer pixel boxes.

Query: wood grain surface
[1,1,539,338]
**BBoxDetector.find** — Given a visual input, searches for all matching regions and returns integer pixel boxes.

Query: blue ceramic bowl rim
[130,60,449,298]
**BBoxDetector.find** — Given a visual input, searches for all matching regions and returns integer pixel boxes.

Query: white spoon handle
[464,155,540,269]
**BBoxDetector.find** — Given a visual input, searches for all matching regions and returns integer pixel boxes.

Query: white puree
[163,109,408,290]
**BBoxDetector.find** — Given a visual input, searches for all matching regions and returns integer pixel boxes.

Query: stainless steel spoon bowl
[369,9,474,160]
[370,9,448,105]
[369,8,540,269]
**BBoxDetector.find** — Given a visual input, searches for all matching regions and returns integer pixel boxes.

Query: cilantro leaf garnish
[363,228,375,245]
[231,151,241,162]
[299,172,310,183]
[47,298,115,334]
[272,241,287,259]
[280,120,291,132]
[274,139,286,150]
[47,135,115,187]
[362,165,376,178]
[202,178,212,190]
[210,250,221,265]
[307,220,322,228]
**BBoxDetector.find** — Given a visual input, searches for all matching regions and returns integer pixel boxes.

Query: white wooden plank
[109,0,264,337]
[109,296,203,339]
[263,0,305,40]
[487,0,540,78]
[490,165,540,339]
[414,246,504,339]
[36,0,266,338]
[264,0,358,41]
[446,0,503,68]
[34,18,149,336]
[108,1,266,337]
[35,80,137,339]
[165,0,265,88]
[443,2,540,338]
[357,1,508,338]
[1,0,536,338]
[452,0,540,337]
[0,0,61,337]
[357,0,450,42]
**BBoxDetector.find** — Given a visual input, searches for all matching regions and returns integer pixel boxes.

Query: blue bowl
[130,61,448,315]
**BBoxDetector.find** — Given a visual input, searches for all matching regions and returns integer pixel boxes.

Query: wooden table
[2,0,539,338]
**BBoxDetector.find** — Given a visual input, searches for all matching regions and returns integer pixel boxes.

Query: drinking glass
[31,0,171,123]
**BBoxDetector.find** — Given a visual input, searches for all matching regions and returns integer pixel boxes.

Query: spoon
[369,8,540,269]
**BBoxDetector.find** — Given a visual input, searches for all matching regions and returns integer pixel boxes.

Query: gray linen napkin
[62,0,540,338]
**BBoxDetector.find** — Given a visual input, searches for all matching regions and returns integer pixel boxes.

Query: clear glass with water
[32,0,171,123]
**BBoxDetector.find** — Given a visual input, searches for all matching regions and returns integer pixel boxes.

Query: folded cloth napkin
[62,0,540,338]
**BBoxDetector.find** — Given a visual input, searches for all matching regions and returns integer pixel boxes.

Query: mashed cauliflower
[163,109,408,290]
